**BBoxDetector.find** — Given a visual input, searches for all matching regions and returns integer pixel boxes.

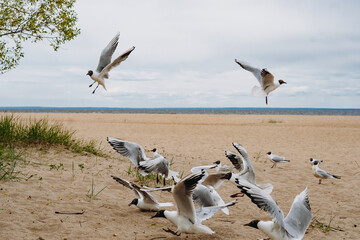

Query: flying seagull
[86,32,135,94]
[267,152,290,168]
[111,175,173,211]
[234,59,286,104]
[107,137,150,167]
[237,179,312,240]
[310,158,340,184]
[151,170,236,235]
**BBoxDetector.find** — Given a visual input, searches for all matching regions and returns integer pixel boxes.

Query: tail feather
[251,85,267,98]
[332,175,341,179]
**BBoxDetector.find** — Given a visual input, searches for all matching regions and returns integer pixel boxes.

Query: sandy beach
[0,113,359,240]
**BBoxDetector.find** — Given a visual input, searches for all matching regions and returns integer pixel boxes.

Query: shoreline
[1,107,360,116]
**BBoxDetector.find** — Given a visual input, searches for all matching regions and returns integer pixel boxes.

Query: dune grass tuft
[0,114,105,156]
[0,114,105,181]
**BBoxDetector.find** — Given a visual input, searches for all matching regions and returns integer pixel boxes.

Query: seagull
[151,170,236,235]
[192,183,231,215]
[143,172,232,214]
[150,148,181,183]
[151,148,162,158]
[138,155,173,185]
[111,175,173,211]
[234,59,286,104]
[267,152,290,168]
[237,179,312,240]
[190,163,219,173]
[213,160,235,173]
[107,137,179,184]
[107,137,150,167]
[309,158,323,165]
[310,158,341,184]
[225,143,273,197]
[86,32,135,94]
[202,172,232,190]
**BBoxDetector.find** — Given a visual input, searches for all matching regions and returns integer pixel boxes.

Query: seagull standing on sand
[86,32,135,94]
[234,59,286,104]
[267,152,290,168]
[151,170,236,235]
[111,175,173,211]
[309,158,323,165]
[309,158,341,184]
[237,179,312,240]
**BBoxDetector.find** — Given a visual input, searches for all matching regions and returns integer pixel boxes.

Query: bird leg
[318,179,322,184]
[92,83,99,94]
[266,96,268,105]
[230,192,244,198]
[156,174,159,184]
[163,176,166,186]
[89,81,95,87]
[162,228,181,236]
[271,162,276,168]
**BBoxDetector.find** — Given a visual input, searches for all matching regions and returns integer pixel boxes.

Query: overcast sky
[2,0,360,108]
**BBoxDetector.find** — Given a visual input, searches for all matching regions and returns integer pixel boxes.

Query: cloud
[1,0,359,108]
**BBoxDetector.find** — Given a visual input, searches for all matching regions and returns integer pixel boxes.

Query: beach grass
[86,178,107,201]
[0,114,105,181]
[0,146,22,181]
[0,114,105,156]
[125,165,177,186]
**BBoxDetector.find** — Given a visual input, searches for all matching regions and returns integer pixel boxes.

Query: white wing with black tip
[107,137,149,166]
[173,170,206,224]
[235,59,262,86]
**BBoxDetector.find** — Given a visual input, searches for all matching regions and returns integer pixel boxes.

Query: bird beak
[128,202,133,206]
[244,223,250,226]
[86,73,89,76]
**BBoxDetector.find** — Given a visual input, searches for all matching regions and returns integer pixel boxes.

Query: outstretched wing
[191,164,218,173]
[99,46,135,78]
[225,151,245,172]
[173,171,206,224]
[111,175,141,199]
[111,175,158,204]
[235,59,262,85]
[202,172,231,189]
[284,187,312,239]
[236,179,286,230]
[232,142,256,184]
[196,201,237,223]
[107,137,149,166]
[96,32,120,74]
